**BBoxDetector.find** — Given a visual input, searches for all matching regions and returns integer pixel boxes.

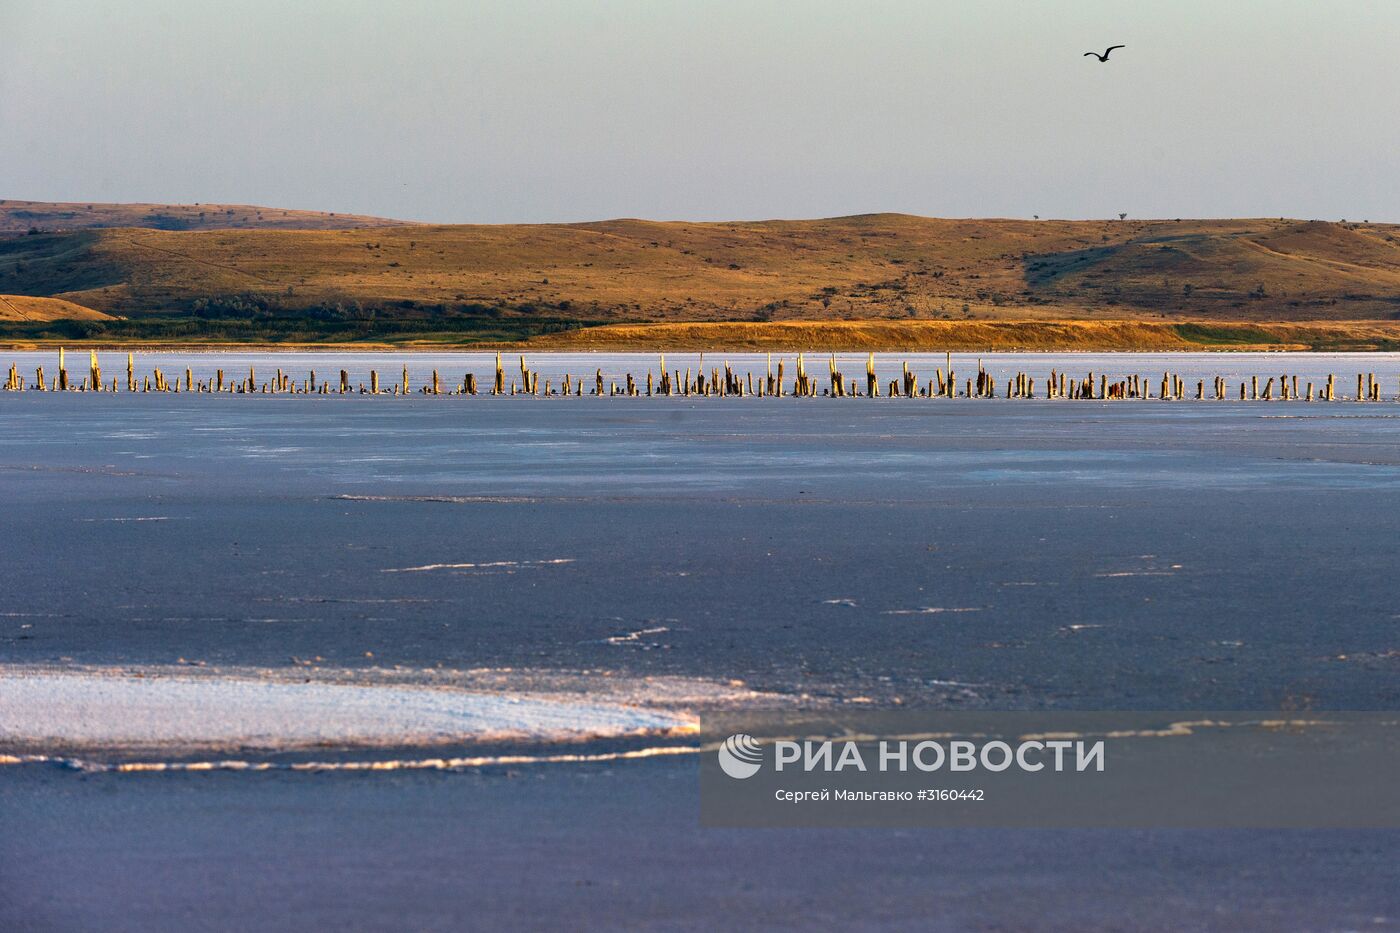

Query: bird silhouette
[1084,45,1125,62]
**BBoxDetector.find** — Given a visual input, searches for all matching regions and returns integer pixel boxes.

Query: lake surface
[2,351,1398,930]
[3,353,1400,705]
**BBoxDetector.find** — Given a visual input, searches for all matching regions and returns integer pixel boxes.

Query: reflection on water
[5,349,1400,388]
[4,379,1400,495]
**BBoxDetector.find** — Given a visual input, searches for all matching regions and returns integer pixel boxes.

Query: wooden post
[370,370,379,394]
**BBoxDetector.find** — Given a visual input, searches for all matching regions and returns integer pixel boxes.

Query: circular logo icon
[717,733,763,779]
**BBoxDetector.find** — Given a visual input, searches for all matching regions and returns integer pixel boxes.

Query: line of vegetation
[1170,323,1282,344]
[0,317,603,348]
[0,317,595,345]
[1170,319,1400,348]
[1173,323,1280,345]
[0,292,603,344]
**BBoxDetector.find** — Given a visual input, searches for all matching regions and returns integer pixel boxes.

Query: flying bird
[1084,45,1125,62]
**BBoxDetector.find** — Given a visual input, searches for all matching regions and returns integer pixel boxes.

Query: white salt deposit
[0,670,695,751]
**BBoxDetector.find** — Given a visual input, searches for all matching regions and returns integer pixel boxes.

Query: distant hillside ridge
[2,212,1399,324]
[0,199,411,236]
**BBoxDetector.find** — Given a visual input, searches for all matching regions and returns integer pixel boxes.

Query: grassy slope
[0,199,408,236]
[3,214,1400,322]
[0,294,111,322]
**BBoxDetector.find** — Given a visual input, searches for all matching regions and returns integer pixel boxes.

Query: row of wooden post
[3,350,1398,402]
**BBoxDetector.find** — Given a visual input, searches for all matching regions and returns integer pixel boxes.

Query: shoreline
[5,319,1400,353]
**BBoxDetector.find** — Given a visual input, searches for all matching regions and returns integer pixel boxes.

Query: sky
[2,0,1398,224]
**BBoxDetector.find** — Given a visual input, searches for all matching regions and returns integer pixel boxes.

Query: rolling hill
[0,199,408,236]
[0,294,111,322]
[2,208,1400,345]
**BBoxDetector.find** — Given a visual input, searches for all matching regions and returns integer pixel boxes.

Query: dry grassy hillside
[0,294,111,322]
[0,199,408,236]
[2,214,1399,326]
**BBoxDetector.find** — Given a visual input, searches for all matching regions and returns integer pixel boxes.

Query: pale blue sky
[2,0,1397,223]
